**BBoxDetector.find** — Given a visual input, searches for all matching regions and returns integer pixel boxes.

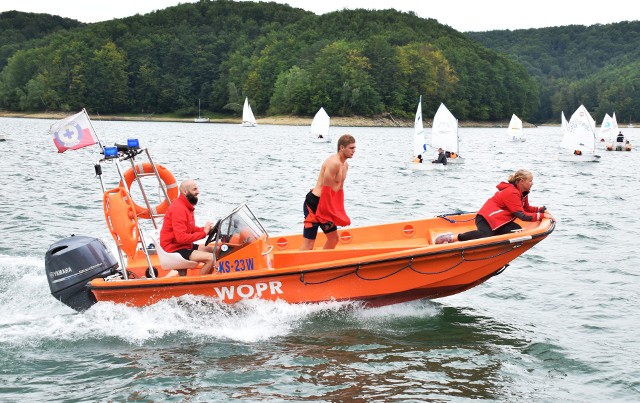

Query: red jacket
[478,182,544,231]
[160,194,206,252]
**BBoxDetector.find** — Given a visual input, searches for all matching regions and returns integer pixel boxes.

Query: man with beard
[160,179,216,275]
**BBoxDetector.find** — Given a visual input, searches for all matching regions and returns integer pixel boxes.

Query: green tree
[86,41,129,113]
[269,66,312,115]
[307,40,382,116]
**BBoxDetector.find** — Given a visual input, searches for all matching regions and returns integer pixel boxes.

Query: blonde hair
[508,169,532,184]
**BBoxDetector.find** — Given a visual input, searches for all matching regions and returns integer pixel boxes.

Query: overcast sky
[2,0,639,32]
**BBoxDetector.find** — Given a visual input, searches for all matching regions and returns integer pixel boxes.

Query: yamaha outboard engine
[45,235,119,311]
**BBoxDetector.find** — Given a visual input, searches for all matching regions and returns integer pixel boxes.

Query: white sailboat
[507,114,525,142]
[431,103,464,164]
[407,96,433,171]
[413,96,426,159]
[599,113,616,143]
[605,112,632,151]
[194,99,209,123]
[561,110,568,134]
[558,104,600,162]
[310,107,331,143]
[242,97,257,127]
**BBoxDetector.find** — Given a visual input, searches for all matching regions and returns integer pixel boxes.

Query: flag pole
[83,108,104,149]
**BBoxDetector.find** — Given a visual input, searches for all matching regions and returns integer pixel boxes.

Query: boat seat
[148,230,199,271]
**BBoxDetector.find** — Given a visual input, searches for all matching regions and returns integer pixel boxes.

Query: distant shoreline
[0,111,542,128]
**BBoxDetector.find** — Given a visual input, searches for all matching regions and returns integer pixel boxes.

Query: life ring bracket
[119,162,178,219]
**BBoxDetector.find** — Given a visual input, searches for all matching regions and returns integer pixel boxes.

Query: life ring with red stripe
[120,162,178,219]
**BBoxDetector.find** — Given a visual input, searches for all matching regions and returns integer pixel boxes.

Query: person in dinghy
[301,134,356,250]
[432,148,448,165]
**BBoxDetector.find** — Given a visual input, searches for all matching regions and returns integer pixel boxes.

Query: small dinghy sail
[412,96,427,162]
[194,99,209,123]
[242,97,257,127]
[507,114,525,142]
[558,104,600,162]
[408,96,434,171]
[599,113,616,142]
[311,107,331,143]
[561,110,568,136]
[431,103,464,164]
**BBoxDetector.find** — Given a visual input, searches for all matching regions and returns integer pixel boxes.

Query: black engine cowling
[45,235,119,311]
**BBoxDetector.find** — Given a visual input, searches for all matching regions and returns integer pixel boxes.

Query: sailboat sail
[242,97,257,127]
[413,96,426,157]
[194,99,209,122]
[507,114,524,141]
[561,111,568,134]
[560,104,596,154]
[431,103,459,154]
[310,107,330,140]
[599,113,616,141]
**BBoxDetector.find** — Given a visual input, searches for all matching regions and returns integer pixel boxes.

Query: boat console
[206,203,273,273]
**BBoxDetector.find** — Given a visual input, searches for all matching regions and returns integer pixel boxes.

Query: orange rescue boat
[44,140,555,311]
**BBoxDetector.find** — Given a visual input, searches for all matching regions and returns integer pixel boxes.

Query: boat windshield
[214,203,267,244]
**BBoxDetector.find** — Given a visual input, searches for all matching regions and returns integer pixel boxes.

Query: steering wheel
[205,219,221,246]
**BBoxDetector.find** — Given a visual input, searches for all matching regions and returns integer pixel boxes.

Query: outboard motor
[45,235,119,311]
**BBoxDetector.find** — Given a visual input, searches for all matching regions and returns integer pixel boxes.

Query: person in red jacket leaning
[435,169,554,244]
[160,179,216,275]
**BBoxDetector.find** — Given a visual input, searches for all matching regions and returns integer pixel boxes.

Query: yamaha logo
[50,267,73,278]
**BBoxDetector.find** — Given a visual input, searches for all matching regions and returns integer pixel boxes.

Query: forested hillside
[0,11,84,70]
[0,0,538,122]
[468,22,640,123]
[2,1,638,123]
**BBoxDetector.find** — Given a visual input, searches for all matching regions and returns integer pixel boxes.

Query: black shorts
[175,243,199,260]
[303,191,337,240]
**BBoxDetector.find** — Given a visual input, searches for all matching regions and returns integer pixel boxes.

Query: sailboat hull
[406,162,446,171]
[557,154,600,162]
[446,157,465,164]
[606,142,632,151]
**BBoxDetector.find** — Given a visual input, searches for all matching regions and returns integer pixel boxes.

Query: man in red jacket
[160,179,215,275]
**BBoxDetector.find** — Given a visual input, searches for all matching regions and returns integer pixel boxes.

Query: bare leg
[323,231,339,249]
[199,260,214,275]
[190,245,216,275]
[300,238,316,251]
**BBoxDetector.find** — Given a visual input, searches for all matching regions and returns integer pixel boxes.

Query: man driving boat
[160,179,216,275]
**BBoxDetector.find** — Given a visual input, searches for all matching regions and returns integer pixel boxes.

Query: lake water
[1,117,638,401]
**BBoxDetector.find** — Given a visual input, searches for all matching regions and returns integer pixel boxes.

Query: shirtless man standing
[301,134,356,250]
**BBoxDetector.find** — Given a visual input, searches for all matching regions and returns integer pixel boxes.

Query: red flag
[50,109,98,153]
